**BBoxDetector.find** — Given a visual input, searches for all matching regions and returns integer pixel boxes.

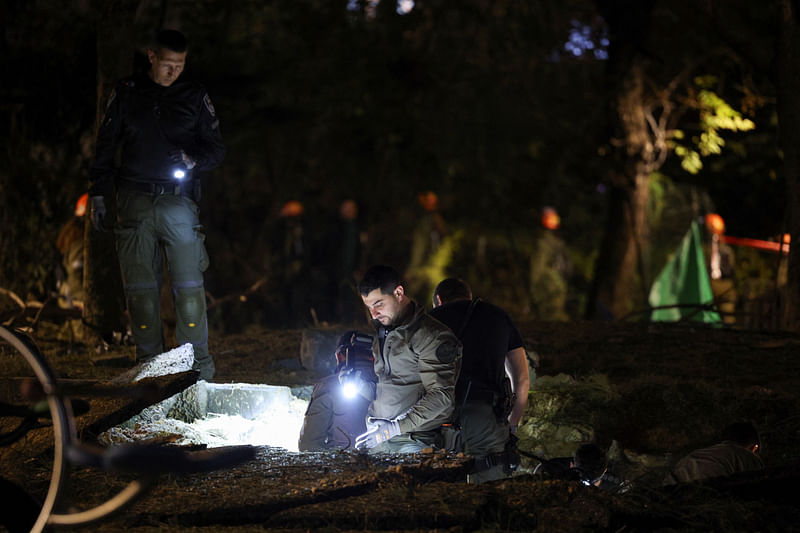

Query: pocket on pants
[114,226,138,266]
[194,224,210,272]
[115,224,160,285]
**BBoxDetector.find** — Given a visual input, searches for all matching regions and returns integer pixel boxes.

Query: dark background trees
[0,0,792,332]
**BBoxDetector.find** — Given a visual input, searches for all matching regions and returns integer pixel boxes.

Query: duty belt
[118,178,193,197]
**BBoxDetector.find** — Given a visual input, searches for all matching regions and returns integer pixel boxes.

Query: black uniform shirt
[89,72,225,196]
[429,299,524,402]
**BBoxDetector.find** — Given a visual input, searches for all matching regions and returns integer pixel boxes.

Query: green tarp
[648,221,721,323]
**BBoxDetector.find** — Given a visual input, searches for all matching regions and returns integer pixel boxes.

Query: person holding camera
[89,29,225,380]
[430,278,530,483]
[298,331,377,451]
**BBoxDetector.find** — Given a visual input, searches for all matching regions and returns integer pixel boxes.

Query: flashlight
[342,380,359,399]
[340,369,364,400]
[173,168,186,180]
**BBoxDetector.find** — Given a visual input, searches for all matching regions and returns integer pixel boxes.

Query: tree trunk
[590,172,651,320]
[589,73,652,318]
[82,0,142,346]
[586,1,657,319]
[587,53,654,319]
[777,0,800,331]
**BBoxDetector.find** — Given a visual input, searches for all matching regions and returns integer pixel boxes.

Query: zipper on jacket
[379,327,391,376]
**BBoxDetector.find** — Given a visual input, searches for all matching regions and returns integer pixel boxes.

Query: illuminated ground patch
[100,382,311,452]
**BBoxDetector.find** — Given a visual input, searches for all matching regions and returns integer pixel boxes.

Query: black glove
[354,417,401,450]
[168,149,196,170]
[91,196,107,232]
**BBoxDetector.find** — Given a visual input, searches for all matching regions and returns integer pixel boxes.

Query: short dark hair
[433,278,472,304]
[358,265,404,296]
[573,443,606,482]
[721,422,760,448]
[156,29,187,53]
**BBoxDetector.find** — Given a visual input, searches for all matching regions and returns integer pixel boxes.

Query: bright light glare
[102,383,311,452]
[397,0,414,14]
[190,395,309,451]
[342,381,359,399]
[347,0,414,17]
[173,169,186,179]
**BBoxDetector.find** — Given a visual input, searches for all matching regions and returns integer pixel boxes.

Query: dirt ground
[3,320,800,532]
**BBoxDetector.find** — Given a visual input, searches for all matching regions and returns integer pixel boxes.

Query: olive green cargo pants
[459,402,512,484]
[115,189,215,380]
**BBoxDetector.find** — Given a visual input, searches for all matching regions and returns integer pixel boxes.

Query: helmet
[339,199,358,221]
[280,200,304,217]
[705,213,725,235]
[541,207,560,230]
[75,193,89,217]
[417,191,439,212]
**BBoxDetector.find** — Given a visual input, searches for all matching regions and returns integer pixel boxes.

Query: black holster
[493,377,515,423]
[435,424,462,452]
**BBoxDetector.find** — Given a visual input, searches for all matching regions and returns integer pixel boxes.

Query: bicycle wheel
[0,325,71,533]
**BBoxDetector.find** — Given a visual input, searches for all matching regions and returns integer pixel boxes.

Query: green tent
[648,221,721,323]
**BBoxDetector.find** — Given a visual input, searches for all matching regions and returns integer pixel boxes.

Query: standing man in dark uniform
[89,29,225,380]
[430,278,530,483]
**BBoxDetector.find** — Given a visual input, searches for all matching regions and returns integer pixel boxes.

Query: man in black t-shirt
[430,278,529,483]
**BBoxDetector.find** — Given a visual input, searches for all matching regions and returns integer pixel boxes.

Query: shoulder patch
[436,341,459,364]
[203,93,217,118]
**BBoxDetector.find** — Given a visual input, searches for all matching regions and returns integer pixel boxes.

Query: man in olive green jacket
[355,265,461,453]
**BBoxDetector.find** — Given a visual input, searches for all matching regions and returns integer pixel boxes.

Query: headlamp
[173,168,186,180]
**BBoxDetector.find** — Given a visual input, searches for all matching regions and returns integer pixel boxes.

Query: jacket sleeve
[187,89,225,172]
[88,83,125,197]
[397,323,461,434]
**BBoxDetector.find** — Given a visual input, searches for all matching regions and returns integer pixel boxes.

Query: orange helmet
[280,200,304,217]
[75,193,89,217]
[339,199,358,221]
[417,191,439,212]
[541,207,560,230]
[705,213,725,235]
